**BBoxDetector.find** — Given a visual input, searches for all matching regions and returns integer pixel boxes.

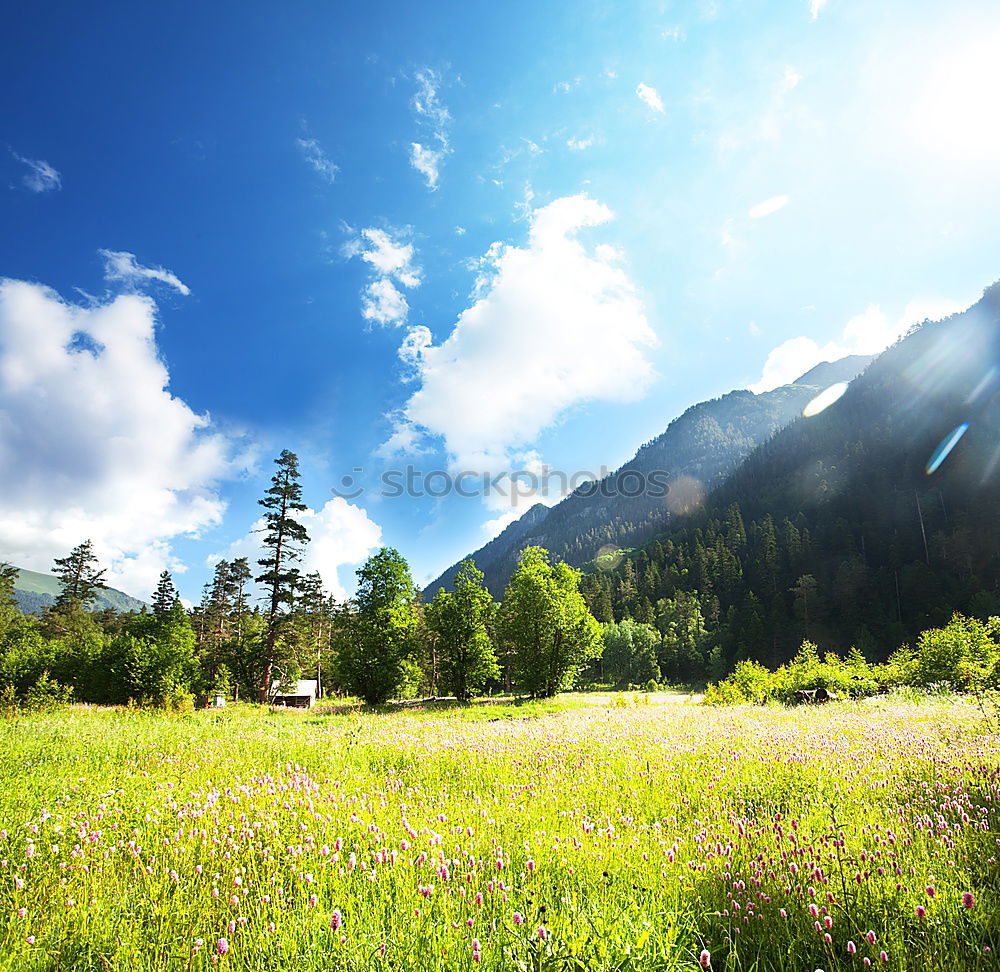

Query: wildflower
[330,909,343,931]
[879,952,888,963]
[538,926,547,941]
[17,908,26,918]
[26,936,35,945]
[848,941,857,955]
[926,886,935,898]
[916,905,926,918]
[513,912,524,925]
[865,931,876,946]
[216,938,229,956]
[963,892,975,909]
[700,949,711,968]
[309,894,317,908]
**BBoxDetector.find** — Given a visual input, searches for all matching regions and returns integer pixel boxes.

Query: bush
[702,680,748,706]
[22,671,74,713]
[910,614,999,691]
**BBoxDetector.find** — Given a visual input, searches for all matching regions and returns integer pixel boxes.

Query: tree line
[0,451,622,709]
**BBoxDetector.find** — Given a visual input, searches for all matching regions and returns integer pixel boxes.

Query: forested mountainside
[581,284,1000,678]
[11,567,147,615]
[427,356,872,597]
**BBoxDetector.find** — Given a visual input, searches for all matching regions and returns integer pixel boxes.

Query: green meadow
[1,693,997,971]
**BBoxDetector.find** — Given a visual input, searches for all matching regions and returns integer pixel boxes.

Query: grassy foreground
[0,693,997,971]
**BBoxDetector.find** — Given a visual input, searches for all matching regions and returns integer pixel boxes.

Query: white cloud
[296,136,338,183]
[362,278,409,327]
[636,82,665,114]
[409,69,452,189]
[781,66,802,91]
[216,499,382,602]
[11,152,61,192]
[398,324,432,377]
[410,143,445,190]
[0,278,240,598]
[384,194,658,473]
[809,0,828,22]
[345,227,421,327]
[567,135,597,151]
[99,249,191,296]
[750,296,970,393]
[748,194,790,219]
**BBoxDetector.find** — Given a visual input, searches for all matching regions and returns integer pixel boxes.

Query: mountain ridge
[425,354,874,597]
[11,566,149,615]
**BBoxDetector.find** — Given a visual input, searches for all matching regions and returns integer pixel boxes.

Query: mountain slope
[12,567,148,614]
[427,354,873,596]
[583,283,1000,670]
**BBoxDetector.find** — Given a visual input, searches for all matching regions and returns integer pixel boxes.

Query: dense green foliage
[334,547,422,704]
[704,613,1000,706]
[426,560,499,701]
[498,546,603,697]
[600,619,660,687]
[583,286,1000,677]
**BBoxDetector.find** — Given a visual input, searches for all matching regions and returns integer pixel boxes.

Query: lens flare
[925,423,969,475]
[802,382,848,418]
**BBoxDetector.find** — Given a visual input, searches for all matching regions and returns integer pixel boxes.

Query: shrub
[22,671,74,713]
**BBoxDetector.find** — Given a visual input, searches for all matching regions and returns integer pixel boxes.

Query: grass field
[0,692,997,971]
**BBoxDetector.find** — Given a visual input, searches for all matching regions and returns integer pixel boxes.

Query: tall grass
[0,694,997,970]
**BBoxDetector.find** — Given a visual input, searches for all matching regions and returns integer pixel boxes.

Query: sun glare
[906,30,1000,167]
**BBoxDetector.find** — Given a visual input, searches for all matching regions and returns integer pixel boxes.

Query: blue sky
[2,0,1000,602]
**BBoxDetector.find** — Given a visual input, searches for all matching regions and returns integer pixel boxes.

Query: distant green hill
[11,567,148,615]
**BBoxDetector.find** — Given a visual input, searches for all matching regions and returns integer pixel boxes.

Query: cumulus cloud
[409,69,451,189]
[216,499,382,601]
[99,249,191,296]
[384,194,658,473]
[750,297,970,393]
[748,194,790,219]
[296,136,338,183]
[636,82,665,114]
[11,151,61,192]
[344,227,421,327]
[0,278,240,597]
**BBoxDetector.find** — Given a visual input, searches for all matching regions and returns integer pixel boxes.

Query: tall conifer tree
[255,450,309,701]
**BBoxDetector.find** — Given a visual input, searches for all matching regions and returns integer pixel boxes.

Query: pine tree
[53,540,106,611]
[152,570,178,618]
[0,562,17,607]
[255,450,310,702]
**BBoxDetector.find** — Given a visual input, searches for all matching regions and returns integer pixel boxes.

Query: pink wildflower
[700,949,711,968]
[963,892,975,910]
[847,941,857,955]
[216,938,229,956]
[330,909,343,931]
[513,912,524,925]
